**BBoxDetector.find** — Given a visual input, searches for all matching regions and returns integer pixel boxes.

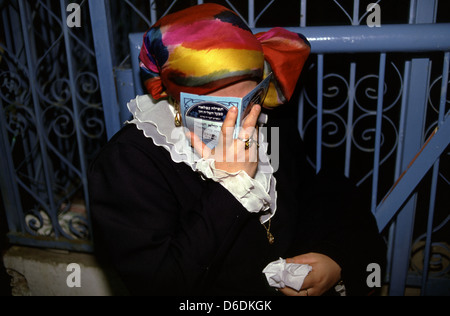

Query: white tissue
[262,258,312,291]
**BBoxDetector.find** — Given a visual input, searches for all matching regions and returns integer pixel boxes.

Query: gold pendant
[173,99,183,127]
[263,219,274,245]
[267,232,274,245]
[175,112,182,127]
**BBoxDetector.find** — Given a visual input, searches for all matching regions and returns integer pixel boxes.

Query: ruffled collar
[127,95,277,223]
[128,95,200,167]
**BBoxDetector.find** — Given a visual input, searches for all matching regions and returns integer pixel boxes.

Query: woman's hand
[188,105,261,178]
[280,253,342,296]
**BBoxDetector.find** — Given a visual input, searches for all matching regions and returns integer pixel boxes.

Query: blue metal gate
[0,0,106,252]
[1,0,449,296]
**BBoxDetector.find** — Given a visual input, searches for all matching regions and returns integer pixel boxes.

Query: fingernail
[230,106,238,113]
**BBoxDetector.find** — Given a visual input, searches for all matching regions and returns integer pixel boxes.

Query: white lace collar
[127,95,277,223]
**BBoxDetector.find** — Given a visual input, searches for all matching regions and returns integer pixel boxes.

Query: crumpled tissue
[262,258,312,291]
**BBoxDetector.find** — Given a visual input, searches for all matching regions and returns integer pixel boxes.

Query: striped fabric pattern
[140,3,310,108]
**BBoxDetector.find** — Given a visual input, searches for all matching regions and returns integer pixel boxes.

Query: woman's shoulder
[108,123,147,145]
[101,124,152,153]
[91,123,169,168]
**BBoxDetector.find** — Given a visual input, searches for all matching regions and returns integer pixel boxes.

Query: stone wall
[2,246,127,296]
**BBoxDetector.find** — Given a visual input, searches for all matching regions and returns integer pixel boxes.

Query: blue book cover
[180,74,272,148]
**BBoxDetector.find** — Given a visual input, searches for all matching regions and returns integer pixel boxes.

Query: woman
[89,3,386,296]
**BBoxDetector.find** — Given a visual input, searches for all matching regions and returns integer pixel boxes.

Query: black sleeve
[269,106,387,296]
[301,168,387,296]
[88,137,249,295]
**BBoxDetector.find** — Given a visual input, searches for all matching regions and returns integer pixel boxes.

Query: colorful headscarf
[139,3,310,108]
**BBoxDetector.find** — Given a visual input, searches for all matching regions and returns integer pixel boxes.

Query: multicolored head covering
[139,3,310,108]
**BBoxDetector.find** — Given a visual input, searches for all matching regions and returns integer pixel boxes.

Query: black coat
[88,106,386,296]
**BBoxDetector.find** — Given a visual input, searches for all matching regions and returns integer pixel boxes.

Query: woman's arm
[88,135,249,295]
[269,106,386,296]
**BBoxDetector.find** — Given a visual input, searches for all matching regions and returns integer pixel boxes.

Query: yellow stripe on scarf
[169,46,264,77]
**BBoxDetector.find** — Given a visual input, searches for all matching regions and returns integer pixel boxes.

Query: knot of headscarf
[139,3,310,108]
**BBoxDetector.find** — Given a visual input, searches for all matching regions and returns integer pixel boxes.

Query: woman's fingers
[285,253,342,297]
[187,104,260,178]
[285,254,317,293]
[239,104,261,140]
[187,131,211,159]
[238,105,261,155]
[221,106,239,147]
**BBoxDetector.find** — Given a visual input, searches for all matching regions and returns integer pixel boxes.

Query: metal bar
[344,62,356,178]
[2,9,13,58]
[298,2,306,133]
[104,1,117,67]
[254,0,275,26]
[248,0,255,28]
[388,58,431,296]
[88,0,121,140]
[333,0,352,24]
[128,33,144,96]
[394,61,412,196]
[421,52,449,295]
[386,0,438,296]
[414,0,438,24]
[14,3,37,200]
[59,0,92,240]
[376,110,450,231]
[300,0,307,27]
[115,68,135,123]
[225,1,247,27]
[409,0,417,24]
[316,54,324,174]
[0,6,24,235]
[131,24,450,56]
[385,60,412,284]
[9,2,26,64]
[438,53,450,127]
[371,53,386,214]
[298,91,305,138]
[421,162,440,295]
[124,0,152,27]
[150,0,157,25]
[352,0,360,25]
[0,98,24,233]
[161,0,178,18]
[253,24,450,53]
[298,0,307,140]
[18,0,60,238]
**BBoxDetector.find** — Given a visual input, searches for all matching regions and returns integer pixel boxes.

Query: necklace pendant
[175,113,182,127]
[267,232,275,245]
